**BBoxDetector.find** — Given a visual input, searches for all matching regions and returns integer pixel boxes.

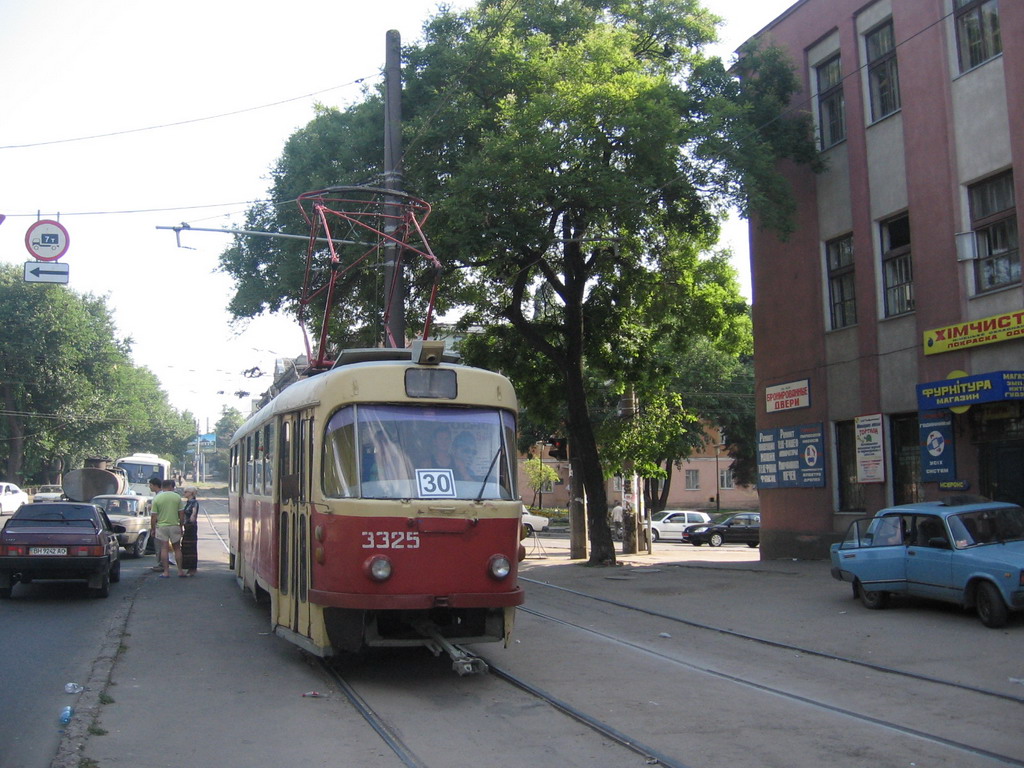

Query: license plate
[29,547,67,556]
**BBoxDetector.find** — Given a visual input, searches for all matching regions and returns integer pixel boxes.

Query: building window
[890,414,922,506]
[826,235,856,329]
[881,214,914,316]
[865,20,900,121]
[969,171,1019,292]
[835,421,866,512]
[685,469,700,490]
[955,0,1002,71]
[718,468,734,491]
[816,54,846,149]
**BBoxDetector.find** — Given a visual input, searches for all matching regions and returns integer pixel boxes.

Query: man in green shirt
[149,479,185,578]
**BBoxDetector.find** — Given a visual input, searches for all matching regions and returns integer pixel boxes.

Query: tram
[228,341,524,673]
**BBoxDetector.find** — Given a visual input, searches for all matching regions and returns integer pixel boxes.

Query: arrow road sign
[24,261,70,284]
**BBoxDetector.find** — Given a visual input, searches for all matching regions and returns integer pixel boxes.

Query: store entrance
[979,442,1024,506]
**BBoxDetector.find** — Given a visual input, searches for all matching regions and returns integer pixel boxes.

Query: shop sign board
[757,422,825,489]
[917,370,1024,410]
[855,413,885,483]
[923,309,1024,355]
[764,379,810,412]
[919,411,956,482]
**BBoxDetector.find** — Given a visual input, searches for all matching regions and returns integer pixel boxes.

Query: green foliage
[208,406,245,477]
[220,0,817,563]
[523,455,560,495]
[0,264,194,483]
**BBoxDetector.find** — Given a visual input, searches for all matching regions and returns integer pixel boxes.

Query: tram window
[323,407,358,498]
[254,429,264,493]
[280,421,291,477]
[405,368,457,399]
[245,436,254,493]
[263,424,274,494]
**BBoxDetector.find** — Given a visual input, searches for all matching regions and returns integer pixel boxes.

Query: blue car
[830,498,1024,628]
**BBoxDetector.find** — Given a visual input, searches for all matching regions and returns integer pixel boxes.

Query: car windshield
[948,506,1024,548]
[38,486,62,493]
[8,504,98,528]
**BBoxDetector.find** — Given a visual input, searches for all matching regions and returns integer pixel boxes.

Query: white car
[0,482,29,514]
[645,510,712,542]
[521,506,550,534]
[33,484,65,502]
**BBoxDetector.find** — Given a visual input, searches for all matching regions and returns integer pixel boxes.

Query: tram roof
[231,348,517,442]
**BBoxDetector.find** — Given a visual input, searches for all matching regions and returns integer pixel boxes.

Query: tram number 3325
[361,531,421,549]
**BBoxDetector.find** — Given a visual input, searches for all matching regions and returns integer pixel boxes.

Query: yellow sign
[924,309,1024,355]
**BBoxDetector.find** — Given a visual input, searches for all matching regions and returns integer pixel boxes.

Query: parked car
[645,510,712,542]
[0,502,123,598]
[91,494,151,557]
[32,485,65,503]
[686,512,761,547]
[830,498,1024,628]
[0,482,29,514]
[521,505,550,534]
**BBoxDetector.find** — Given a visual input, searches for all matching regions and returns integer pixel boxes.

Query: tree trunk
[3,384,25,481]
[560,235,613,565]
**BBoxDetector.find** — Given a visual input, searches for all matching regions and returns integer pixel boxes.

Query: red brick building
[749,0,1023,558]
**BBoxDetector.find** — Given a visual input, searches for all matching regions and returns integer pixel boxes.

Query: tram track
[516,577,1024,768]
[318,649,682,768]
[521,576,1024,706]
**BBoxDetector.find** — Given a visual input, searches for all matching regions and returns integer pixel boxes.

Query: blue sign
[917,370,1024,410]
[757,423,826,489]
[919,411,956,482]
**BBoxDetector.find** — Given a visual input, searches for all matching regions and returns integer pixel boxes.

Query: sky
[0,0,795,430]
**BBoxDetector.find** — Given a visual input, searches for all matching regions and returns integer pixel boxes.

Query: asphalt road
[0,514,151,768]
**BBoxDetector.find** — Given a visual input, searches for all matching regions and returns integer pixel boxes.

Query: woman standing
[180,486,200,576]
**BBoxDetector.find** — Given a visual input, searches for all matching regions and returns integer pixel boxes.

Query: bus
[114,453,171,496]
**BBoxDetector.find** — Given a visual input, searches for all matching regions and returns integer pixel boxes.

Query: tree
[209,406,245,479]
[219,0,818,565]
[0,265,194,483]
[523,455,561,509]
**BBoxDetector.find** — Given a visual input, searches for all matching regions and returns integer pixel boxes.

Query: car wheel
[91,573,110,599]
[708,533,724,547]
[110,559,121,583]
[523,524,535,534]
[746,541,759,548]
[691,540,703,547]
[857,581,889,610]
[130,533,147,558]
[975,581,1009,628]
[651,530,660,542]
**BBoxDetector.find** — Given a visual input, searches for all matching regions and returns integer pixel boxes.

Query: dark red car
[0,502,123,598]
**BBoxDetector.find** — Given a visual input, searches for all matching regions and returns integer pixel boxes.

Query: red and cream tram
[228,341,523,672]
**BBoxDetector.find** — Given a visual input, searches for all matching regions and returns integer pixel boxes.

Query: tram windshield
[322,404,517,500]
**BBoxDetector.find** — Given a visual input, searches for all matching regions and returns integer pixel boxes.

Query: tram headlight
[364,555,393,582]
[488,554,512,580]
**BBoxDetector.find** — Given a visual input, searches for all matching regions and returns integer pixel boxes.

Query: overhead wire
[0,74,380,151]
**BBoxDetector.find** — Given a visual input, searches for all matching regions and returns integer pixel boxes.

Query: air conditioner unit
[955,231,978,262]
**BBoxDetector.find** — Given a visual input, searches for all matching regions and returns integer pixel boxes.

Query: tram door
[276,412,313,639]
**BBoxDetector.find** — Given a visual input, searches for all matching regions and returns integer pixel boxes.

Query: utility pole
[383,29,406,347]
